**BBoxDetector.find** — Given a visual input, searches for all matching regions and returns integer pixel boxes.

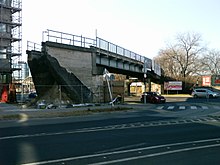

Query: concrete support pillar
[147,78,151,92]
[91,51,97,75]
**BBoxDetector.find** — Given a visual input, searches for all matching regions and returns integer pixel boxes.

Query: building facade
[0,0,22,102]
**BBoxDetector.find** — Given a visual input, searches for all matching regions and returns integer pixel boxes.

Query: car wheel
[209,95,213,98]
[140,98,143,102]
[194,94,198,98]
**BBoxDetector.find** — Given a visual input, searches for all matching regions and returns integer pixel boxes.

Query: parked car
[24,92,38,102]
[191,88,220,98]
[28,92,37,99]
[140,92,166,104]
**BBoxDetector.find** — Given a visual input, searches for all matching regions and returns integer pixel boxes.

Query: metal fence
[17,83,125,108]
[27,41,42,51]
[42,29,96,48]
[28,29,160,75]
[18,84,102,104]
[96,37,146,63]
[42,29,149,64]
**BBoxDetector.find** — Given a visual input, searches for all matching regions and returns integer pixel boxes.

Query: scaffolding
[0,0,22,102]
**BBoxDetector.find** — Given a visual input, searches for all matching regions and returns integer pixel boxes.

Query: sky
[22,0,220,60]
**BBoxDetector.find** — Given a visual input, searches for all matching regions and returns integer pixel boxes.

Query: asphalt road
[1,112,220,165]
[166,96,220,103]
[125,94,220,104]
[1,96,220,164]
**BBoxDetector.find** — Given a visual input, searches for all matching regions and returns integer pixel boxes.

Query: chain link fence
[17,83,125,108]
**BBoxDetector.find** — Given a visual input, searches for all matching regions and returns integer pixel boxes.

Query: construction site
[0,0,23,103]
[0,0,162,106]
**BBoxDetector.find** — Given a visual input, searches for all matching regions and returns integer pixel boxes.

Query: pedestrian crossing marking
[156,106,164,110]
[155,105,220,111]
[201,106,208,110]
[167,106,174,110]
[191,106,197,110]
[179,106,185,110]
[213,106,220,109]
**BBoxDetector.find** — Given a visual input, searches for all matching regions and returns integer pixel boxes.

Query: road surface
[1,110,220,164]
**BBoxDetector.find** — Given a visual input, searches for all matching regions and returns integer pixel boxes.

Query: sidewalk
[162,94,192,97]
[0,102,156,128]
[0,102,151,120]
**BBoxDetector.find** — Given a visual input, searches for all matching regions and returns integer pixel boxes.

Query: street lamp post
[144,73,147,104]
[103,69,114,106]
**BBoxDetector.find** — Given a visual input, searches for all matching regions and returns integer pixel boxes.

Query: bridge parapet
[40,29,161,76]
[42,29,96,48]
[27,41,41,52]
[96,37,145,63]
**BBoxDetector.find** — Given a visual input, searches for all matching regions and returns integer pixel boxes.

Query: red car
[140,92,166,104]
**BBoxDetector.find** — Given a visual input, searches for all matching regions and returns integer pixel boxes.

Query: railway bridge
[26,30,163,103]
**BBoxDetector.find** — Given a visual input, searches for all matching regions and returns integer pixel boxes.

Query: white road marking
[1,116,218,141]
[21,138,220,165]
[191,106,197,110]
[156,106,164,110]
[213,106,220,109]
[167,106,174,110]
[179,106,185,110]
[90,143,220,165]
[201,106,208,110]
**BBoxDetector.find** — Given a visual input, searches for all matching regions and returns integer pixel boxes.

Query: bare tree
[200,49,220,75]
[155,32,206,90]
[156,49,182,80]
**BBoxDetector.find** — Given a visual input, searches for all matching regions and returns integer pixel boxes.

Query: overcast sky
[22,0,220,60]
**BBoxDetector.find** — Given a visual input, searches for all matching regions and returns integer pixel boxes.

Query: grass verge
[0,106,132,121]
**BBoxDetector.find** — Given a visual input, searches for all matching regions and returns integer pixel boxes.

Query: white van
[191,88,220,98]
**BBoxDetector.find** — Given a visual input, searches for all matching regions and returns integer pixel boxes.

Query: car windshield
[152,92,160,96]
